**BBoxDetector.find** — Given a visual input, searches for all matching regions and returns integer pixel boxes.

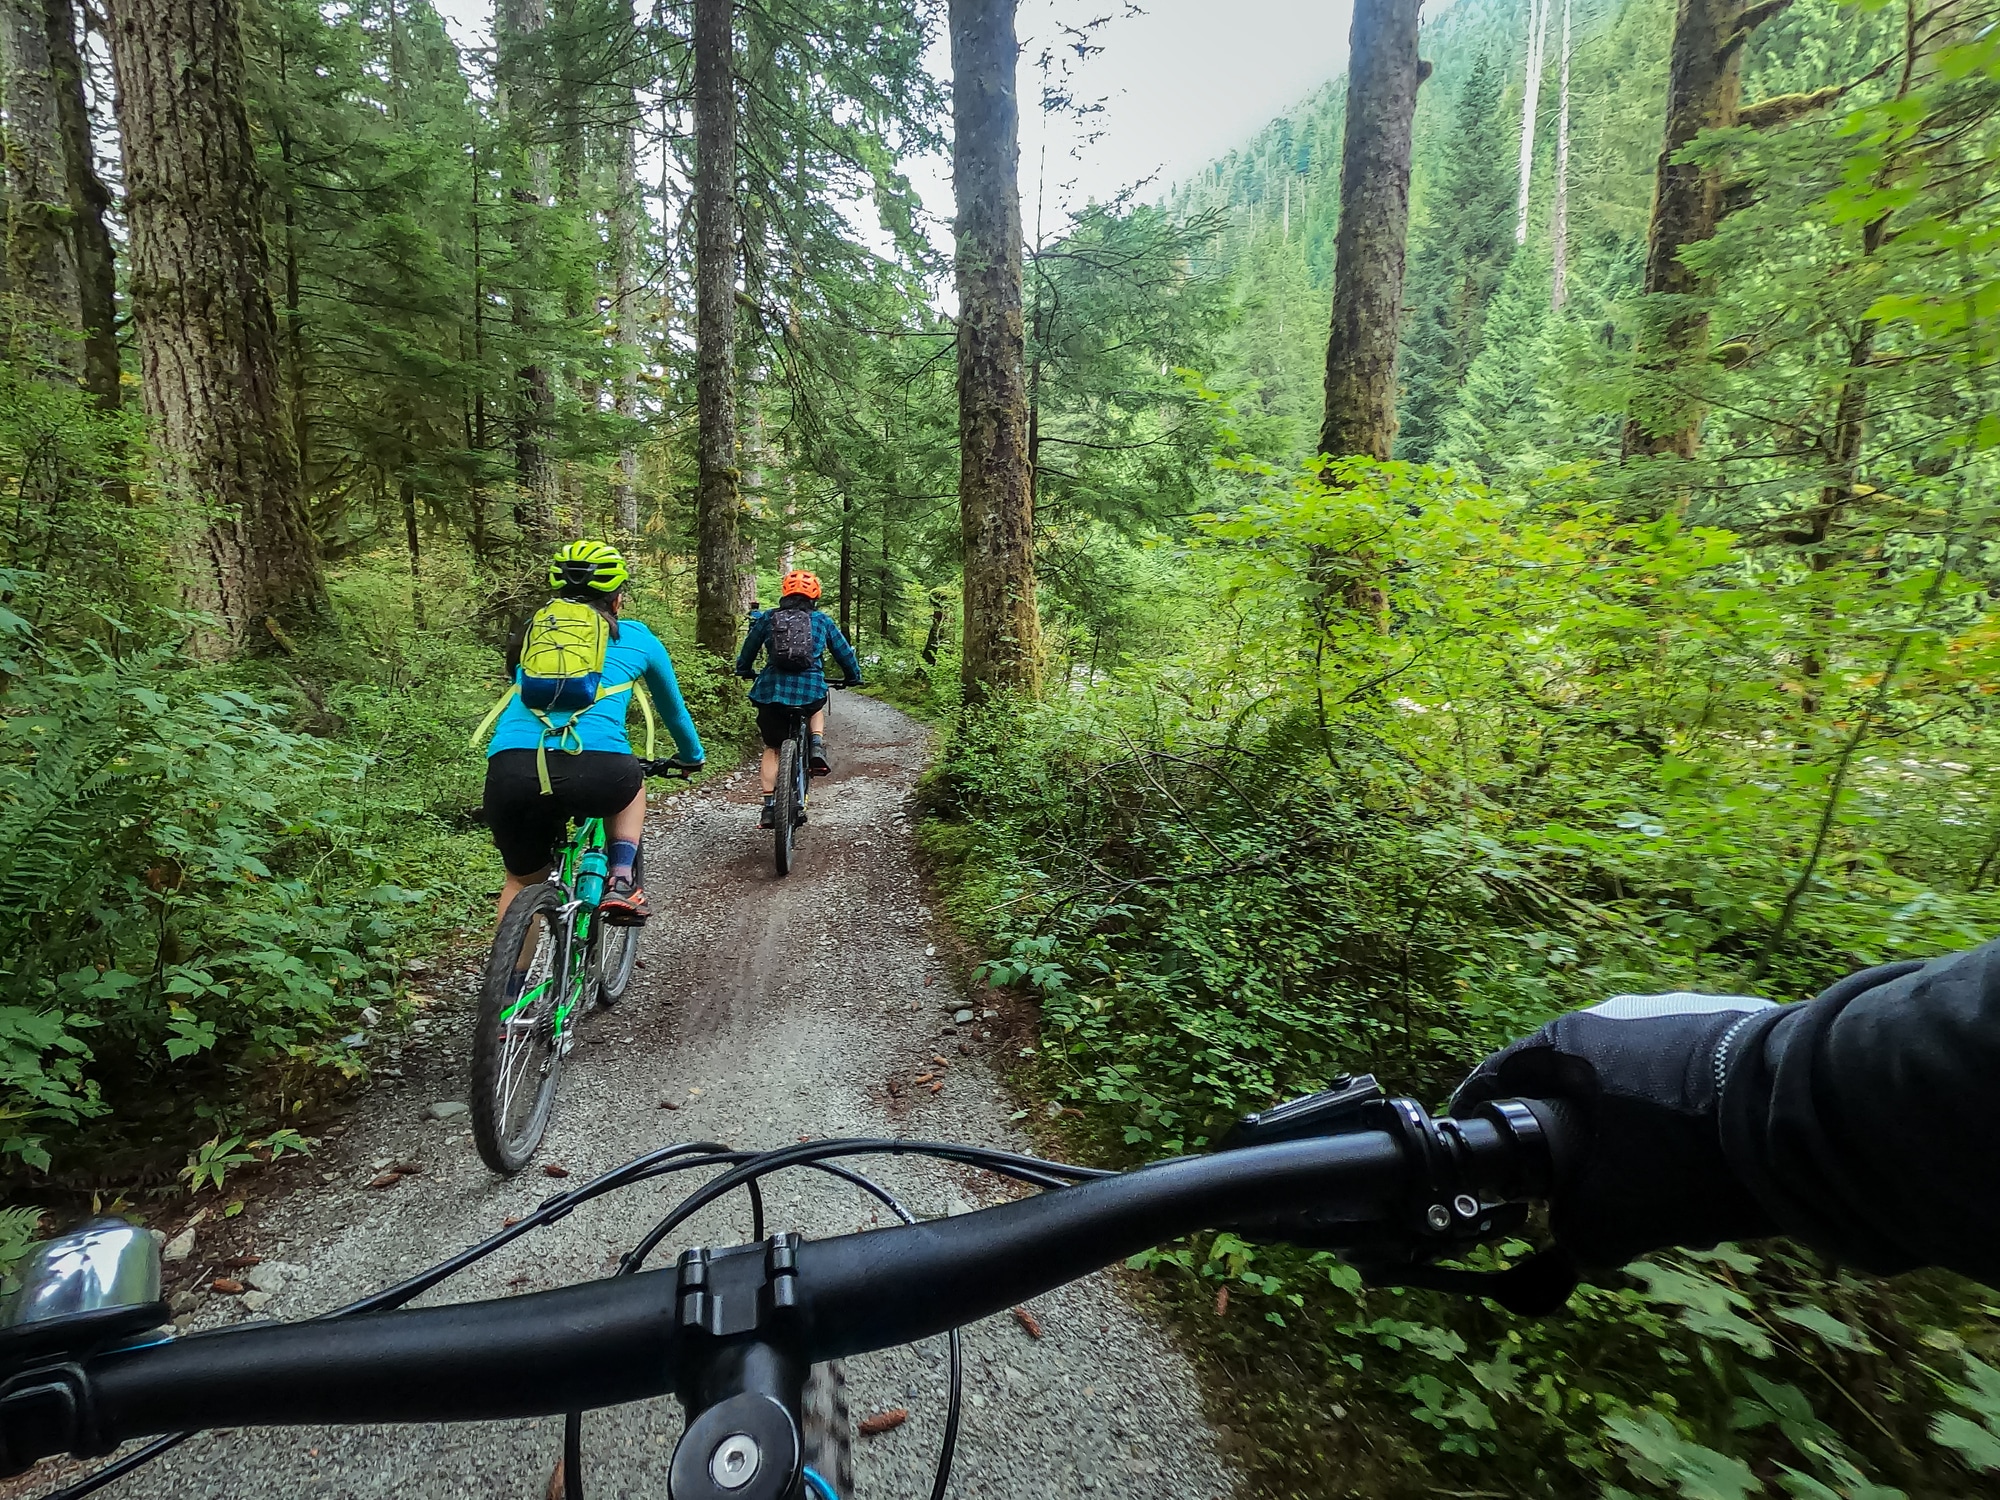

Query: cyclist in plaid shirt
[735,569,863,828]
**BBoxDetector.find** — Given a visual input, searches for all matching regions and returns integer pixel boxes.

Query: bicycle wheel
[593,849,645,1007]
[800,1361,854,1497]
[470,883,568,1174]
[774,736,800,877]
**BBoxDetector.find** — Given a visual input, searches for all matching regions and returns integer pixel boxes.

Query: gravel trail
[78,693,1233,1500]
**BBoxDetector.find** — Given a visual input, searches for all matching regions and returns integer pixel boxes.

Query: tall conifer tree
[1396,55,1514,462]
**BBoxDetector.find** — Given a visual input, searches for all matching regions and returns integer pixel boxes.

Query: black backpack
[768,606,817,672]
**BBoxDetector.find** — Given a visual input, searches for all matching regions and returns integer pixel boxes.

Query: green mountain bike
[470,758,692,1174]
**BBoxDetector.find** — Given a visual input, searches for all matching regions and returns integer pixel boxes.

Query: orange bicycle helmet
[780,569,823,601]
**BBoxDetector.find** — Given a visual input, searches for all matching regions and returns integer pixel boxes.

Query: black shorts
[483,749,642,876]
[756,699,826,750]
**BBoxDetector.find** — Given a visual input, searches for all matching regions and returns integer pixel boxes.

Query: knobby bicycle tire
[471,883,568,1173]
[593,848,645,1006]
[775,737,800,877]
[801,1360,854,1496]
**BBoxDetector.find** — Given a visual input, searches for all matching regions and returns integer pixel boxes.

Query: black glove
[1451,992,1784,1269]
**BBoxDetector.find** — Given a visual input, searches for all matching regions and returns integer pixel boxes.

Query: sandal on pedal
[809,734,831,776]
[600,877,651,926]
[759,796,776,829]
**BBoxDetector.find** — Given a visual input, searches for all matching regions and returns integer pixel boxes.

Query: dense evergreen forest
[2,0,1998,1491]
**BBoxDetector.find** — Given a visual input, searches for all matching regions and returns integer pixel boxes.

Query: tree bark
[1513,0,1549,246]
[878,509,890,641]
[497,0,556,545]
[2,0,81,370]
[44,0,116,402]
[1551,0,1573,308]
[1620,0,1790,460]
[610,55,641,539]
[693,0,740,653]
[838,488,853,637]
[1318,0,1426,464]
[106,0,321,647]
[952,0,1038,702]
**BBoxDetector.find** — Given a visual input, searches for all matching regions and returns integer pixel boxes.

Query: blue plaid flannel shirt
[736,607,863,707]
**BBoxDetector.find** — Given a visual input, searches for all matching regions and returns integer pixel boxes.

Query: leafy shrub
[0,613,471,1180]
[924,456,2000,1497]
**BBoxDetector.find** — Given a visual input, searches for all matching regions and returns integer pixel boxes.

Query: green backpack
[471,599,656,791]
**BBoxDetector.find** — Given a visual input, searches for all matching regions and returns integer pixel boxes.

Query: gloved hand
[1450,992,1784,1269]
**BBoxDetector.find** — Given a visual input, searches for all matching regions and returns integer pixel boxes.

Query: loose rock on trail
[79,693,1234,1500]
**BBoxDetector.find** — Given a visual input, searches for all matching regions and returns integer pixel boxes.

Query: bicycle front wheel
[470,883,568,1174]
[774,737,800,877]
[801,1361,853,1497]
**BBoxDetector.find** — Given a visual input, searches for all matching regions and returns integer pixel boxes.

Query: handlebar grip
[67,1274,685,1460]
[1517,1097,1584,1192]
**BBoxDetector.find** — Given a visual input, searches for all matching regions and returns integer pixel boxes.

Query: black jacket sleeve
[1719,941,2000,1286]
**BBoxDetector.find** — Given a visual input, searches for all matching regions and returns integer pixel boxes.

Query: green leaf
[1773,1303,1878,1353]
[1930,1412,2000,1472]
[1604,1411,1762,1500]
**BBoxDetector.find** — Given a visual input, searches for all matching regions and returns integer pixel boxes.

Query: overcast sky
[1006,0,1357,209]
[432,0,1361,221]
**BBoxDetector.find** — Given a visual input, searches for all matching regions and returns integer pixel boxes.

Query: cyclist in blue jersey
[735,568,862,828]
[479,542,705,927]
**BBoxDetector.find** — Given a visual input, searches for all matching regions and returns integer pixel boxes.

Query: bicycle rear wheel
[593,849,645,1006]
[470,883,568,1174]
[774,737,800,877]
[801,1361,854,1497]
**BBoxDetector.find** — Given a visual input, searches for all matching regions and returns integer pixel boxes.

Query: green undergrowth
[917,458,2000,1500]
[922,711,2000,1497]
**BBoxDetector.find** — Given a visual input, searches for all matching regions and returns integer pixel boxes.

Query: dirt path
[97,693,1233,1500]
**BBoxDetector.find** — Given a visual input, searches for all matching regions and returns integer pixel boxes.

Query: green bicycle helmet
[549,539,629,593]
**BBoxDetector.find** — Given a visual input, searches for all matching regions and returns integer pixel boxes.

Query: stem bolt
[1426,1203,1452,1232]
[1453,1194,1480,1219]
[709,1432,762,1491]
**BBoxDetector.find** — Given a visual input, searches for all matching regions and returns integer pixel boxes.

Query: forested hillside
[2,0,1998,1492]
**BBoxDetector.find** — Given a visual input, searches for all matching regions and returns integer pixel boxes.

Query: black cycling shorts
[755,699,826,750]
[483,749,642,876]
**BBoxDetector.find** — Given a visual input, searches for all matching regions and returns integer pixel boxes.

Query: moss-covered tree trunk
[693,0,740,653]
[1621,0,1794,460]
[2,0,81,371]
[952,0,1038,702]
[1318,0,1426,464]
[106,0,322,648]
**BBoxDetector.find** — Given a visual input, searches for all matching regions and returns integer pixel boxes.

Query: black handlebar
[639,757,701,778]
[3,1102,1565,1475]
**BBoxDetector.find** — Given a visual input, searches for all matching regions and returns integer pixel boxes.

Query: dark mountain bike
[0,1076,1576,1500]
[471,757,695,1174]
[771,680,850,879]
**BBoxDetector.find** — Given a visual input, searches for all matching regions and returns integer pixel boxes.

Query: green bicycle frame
[498,816,607,1043]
